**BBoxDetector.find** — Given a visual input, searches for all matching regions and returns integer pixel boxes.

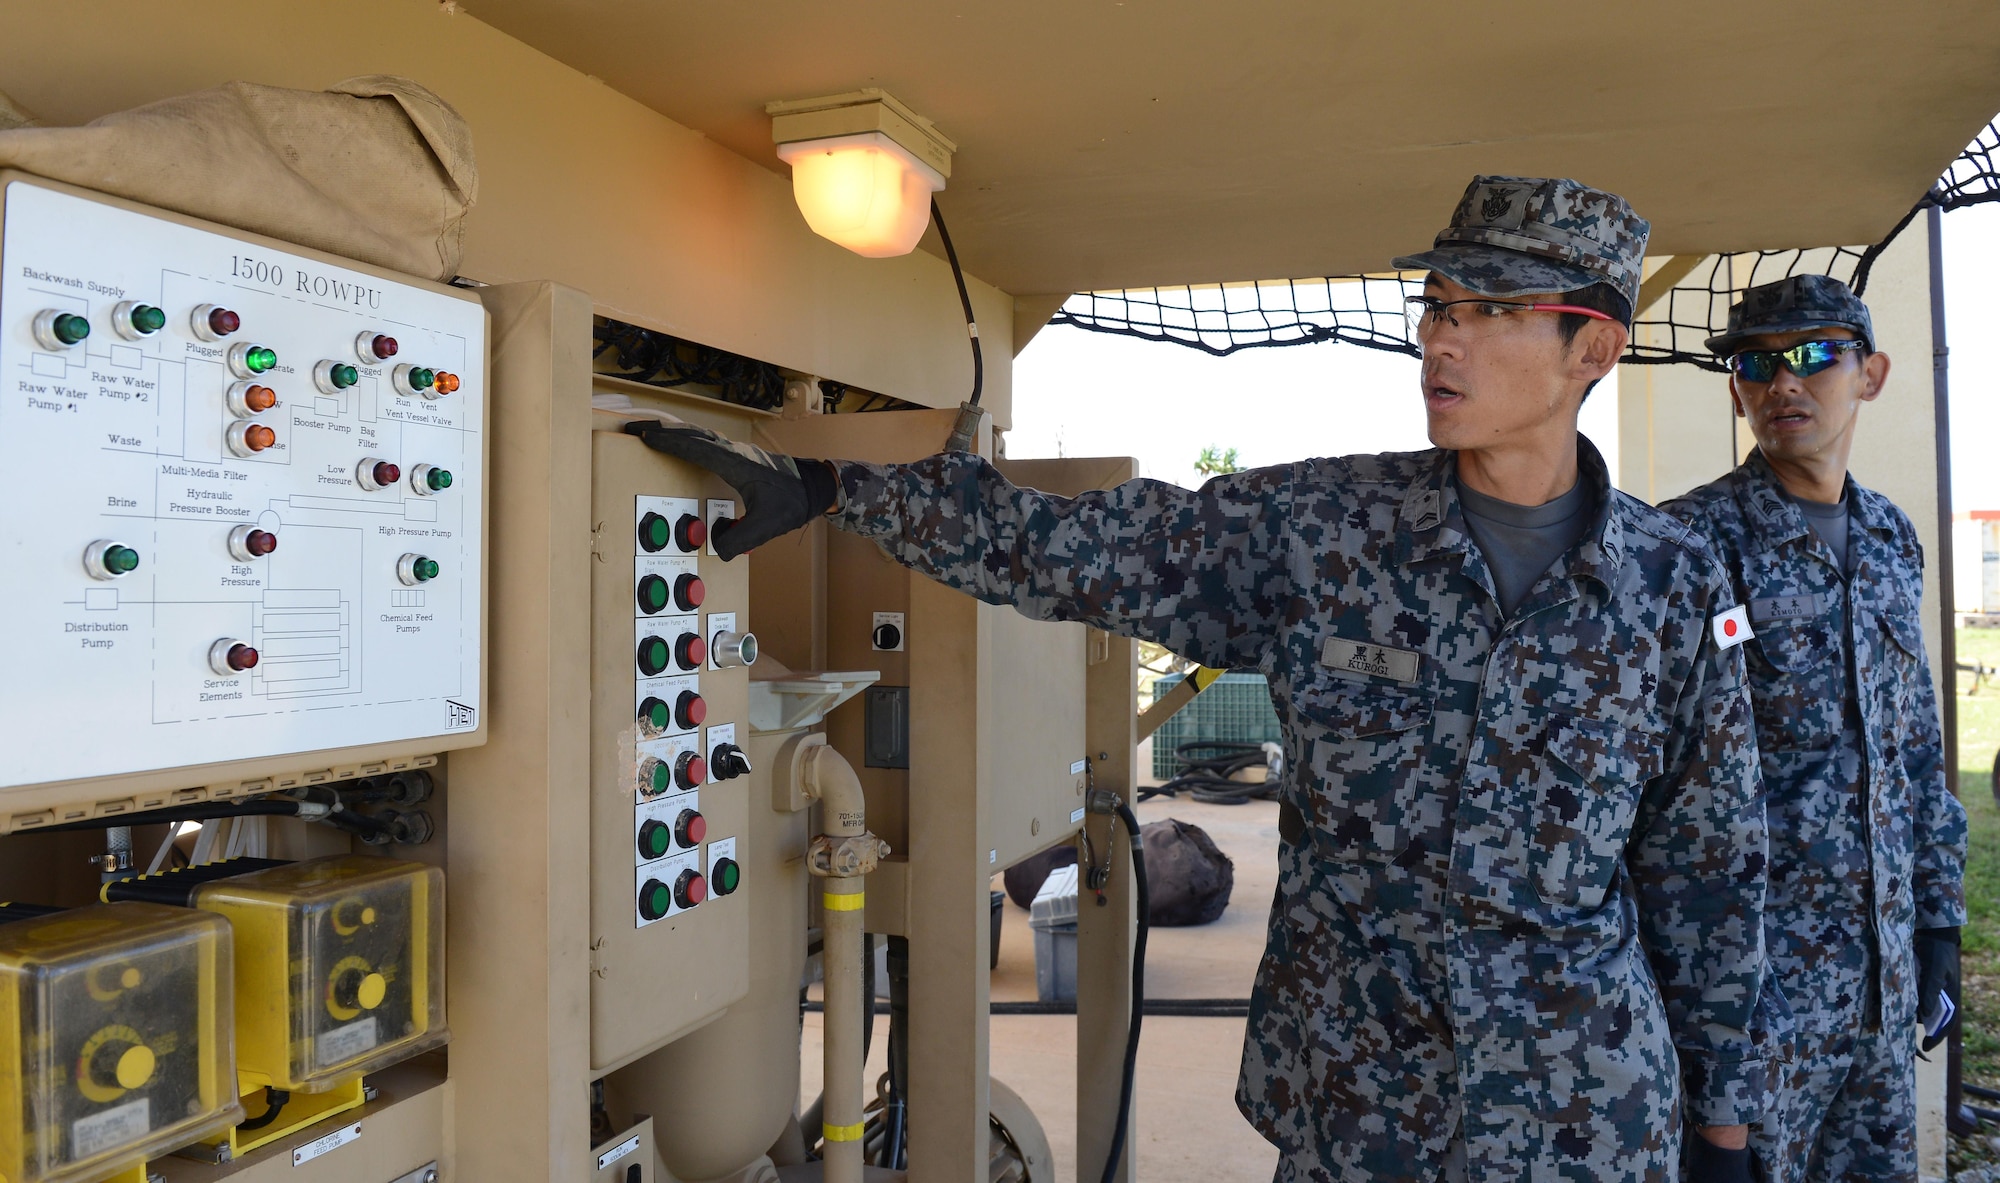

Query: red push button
[675,514,706,552]
[674,809,707,848]
[674,751,706,791]
[674,869,707,909]
[674,690,707,730]
[675,632,706,671]
[674,573,706,611]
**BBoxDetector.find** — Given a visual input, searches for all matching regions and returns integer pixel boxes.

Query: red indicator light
[244,385,275,412]
[208,309,240,336]
[245,530,277,556]
[371,335,399,360]
[209,638,259,675]
[373,462,400,487]
[228,644,258,671]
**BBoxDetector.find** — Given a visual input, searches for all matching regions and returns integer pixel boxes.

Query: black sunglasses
[1727,339,1867,383]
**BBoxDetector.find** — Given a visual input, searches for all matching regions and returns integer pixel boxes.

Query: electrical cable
[931,199,986,453]
[235,1088,291,1132]
[1099,799,1148,1183]
[1141,741,1277,804]
[29,796,396,842]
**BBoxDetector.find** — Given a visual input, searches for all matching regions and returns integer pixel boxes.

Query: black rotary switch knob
[673,869,707,909]
[873,622,902,650]
[638,819,673,861]
[709,742,749,781]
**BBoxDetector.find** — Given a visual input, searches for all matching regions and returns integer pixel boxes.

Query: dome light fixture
[767,89,956,258]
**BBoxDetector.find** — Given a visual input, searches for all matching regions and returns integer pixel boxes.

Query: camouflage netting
[1048,119,2000,369]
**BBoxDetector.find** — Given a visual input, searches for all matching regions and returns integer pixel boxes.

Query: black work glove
[623,418,839,560]
[1686,1135,1764,1183]
[1917,925,1961,1054]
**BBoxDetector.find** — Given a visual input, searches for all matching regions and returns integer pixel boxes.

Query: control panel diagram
[0,178,486,790]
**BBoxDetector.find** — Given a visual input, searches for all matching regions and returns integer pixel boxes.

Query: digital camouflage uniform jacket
[830,440,1780,1181]
[1663,452,1967,1034]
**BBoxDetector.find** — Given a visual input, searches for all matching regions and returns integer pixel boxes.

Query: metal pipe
[803,743,875,1183]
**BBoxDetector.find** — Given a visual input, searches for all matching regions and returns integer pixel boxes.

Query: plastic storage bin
[1029,865,1080,1003]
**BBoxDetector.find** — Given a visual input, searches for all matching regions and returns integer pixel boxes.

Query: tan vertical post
[1076,627,1139,1183]
[904,573,992,1182]
[446,282,597,1179]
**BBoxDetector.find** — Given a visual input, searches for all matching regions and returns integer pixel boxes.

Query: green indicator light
[53,314,90,345]
[413,367,435,389]
[716,861,740,894]
[332,364,358,388]
[132,306,166,334]
[247,346,277,373]
[413,558,440,582]
[104,545,140,575]
[426,468,453,491]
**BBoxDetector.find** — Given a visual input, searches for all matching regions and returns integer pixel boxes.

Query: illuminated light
[674,809,707,848]
[84,540,141,580]
[226,421,277,456]
[209,638,259,675]
[408,463,452,497]
[396,554,440,586]
[638,512,672,553]
[392,364,437,398]
[711,858,741,896]
[674,573,705,610]
[113,301,166,340]
[314,360,360,393]
[356,458,401,491]
[776,131,947,258]
[227,342,278,378]
[636,635,672,677]
[227,382,278,417]
[432,371,460,395]
[675,513,706,552]
[191,304,240,341]
[674,689,706,730]
[32,309,90,350]
[228,524,278,561]
[356,332,400,363]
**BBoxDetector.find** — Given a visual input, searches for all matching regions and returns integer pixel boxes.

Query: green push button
[638,512,671,554]
[648,760,673,795]
[638,819,672,861]
[637,636,670,677]
[712,858,741,896]
[639,879,671,921]
[103,545,140,576]
[636,574,669,615]
[639,696,671,732]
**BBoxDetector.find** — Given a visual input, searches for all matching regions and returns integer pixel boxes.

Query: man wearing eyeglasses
[628,175,1780,1182]
[1662,275,1967,1182]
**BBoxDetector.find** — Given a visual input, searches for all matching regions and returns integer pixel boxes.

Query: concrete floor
[803,793,1282,1183]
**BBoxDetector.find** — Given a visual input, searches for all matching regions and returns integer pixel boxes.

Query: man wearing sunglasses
[1663,275,1967,1182]
[627,175,1779,1182]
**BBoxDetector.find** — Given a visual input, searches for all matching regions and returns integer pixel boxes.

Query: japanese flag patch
[1712,604,1753,650]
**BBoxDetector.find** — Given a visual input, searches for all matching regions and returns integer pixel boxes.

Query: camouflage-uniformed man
[633,176,1783,1182]
[1662,276,1968,1182]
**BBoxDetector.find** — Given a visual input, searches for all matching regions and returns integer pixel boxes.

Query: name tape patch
[1320,637,1421,685]
[1712,605,1754,650]
[1750,593,1822,624]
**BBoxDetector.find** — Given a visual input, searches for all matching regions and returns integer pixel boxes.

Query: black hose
[1141,742,1274,805]
[235,1088,290,1132]
[930,199,982,410]
[1966,1081,2000,1102]
[1102,800,1148,1183]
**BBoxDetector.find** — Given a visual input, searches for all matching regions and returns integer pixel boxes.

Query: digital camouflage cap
[1705,273,1876,356]
[1393,175,1650,316]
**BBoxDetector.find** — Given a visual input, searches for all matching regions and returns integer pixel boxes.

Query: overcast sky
[1009,204,1999,509]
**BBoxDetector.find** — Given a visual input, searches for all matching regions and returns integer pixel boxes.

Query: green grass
[1956,626,2000,1088]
